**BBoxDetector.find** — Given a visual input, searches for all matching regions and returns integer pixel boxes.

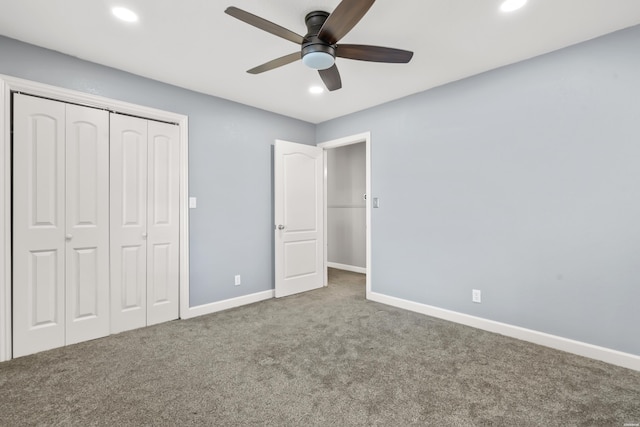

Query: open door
[274,140,324,298]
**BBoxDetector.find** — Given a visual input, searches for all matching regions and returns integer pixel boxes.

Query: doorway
[318,132,371,298]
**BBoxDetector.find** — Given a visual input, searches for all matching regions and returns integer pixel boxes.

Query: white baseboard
[327,262,366,274]
[368,291,640,372]
[181,290,274,320]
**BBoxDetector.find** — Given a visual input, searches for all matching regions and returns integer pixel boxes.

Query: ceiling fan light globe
[302,51,335,70]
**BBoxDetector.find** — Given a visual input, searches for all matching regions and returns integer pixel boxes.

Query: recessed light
[500,0,527,12]
[309,86,324,95]
[112,6,139,22]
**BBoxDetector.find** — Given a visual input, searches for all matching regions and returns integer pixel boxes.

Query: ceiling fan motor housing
[302,11,335,69]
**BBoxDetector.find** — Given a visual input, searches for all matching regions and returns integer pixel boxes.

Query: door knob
[142,232,148,239]
[277,225,285,230]
[65,234,72,240]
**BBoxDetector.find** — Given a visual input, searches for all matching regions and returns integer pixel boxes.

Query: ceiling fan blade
[318,0,375,45]
[225,6,304,45]
[247,52,301,74]
[336,44,414,63]
[318,65,342,91]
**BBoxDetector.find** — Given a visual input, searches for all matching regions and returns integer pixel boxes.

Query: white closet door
[12,94,66,357]
[110,114,148,333]
[146,121,180,326]
[65,104,110,344]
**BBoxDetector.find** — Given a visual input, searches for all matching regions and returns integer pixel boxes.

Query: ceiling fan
[225,0,414,91]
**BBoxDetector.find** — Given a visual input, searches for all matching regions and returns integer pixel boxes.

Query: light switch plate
[189,197,197,209]
[373,197,380,208]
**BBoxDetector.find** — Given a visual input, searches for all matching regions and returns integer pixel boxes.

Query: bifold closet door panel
[12,94,66,357]
[12,94,181,356]
[110,114,148,334]
[65,104,110,345]
[146,121,180,326]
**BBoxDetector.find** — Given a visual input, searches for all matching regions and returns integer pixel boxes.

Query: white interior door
[110,114,148,333]
[65,104,110,345]
[12,94,66,357]
[274,140,324,298]
[146,120,180,326]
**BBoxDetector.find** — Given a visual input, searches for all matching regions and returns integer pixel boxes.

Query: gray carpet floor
[1,269,638,426]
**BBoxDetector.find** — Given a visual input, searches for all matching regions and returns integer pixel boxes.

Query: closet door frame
[0,75,190,362]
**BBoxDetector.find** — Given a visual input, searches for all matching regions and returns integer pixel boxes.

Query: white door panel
[28,250,61,324]
[110,114,147,333]
[275,140,324,298]
[284,240,319,277]
[65,104,110,345]
[12,94,66,357]
[146,121,180,325]
[284,154,319,231]
[120,245,145,307]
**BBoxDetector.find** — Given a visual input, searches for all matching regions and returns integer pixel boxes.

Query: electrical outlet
[234,275,241,286]
[472,289,481,303]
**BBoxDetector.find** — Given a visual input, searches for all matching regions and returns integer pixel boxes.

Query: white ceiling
[1,1,639,123]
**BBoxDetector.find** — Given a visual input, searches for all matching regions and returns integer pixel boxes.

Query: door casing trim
[318,132,371,298]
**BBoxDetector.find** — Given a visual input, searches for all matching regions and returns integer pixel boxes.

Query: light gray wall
[3,23,639,357]
[0,35,316,307]
[327,143,366,268]
[317,25,640,356]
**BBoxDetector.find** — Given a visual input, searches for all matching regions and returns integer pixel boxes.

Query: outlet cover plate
[472,289,481,303]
